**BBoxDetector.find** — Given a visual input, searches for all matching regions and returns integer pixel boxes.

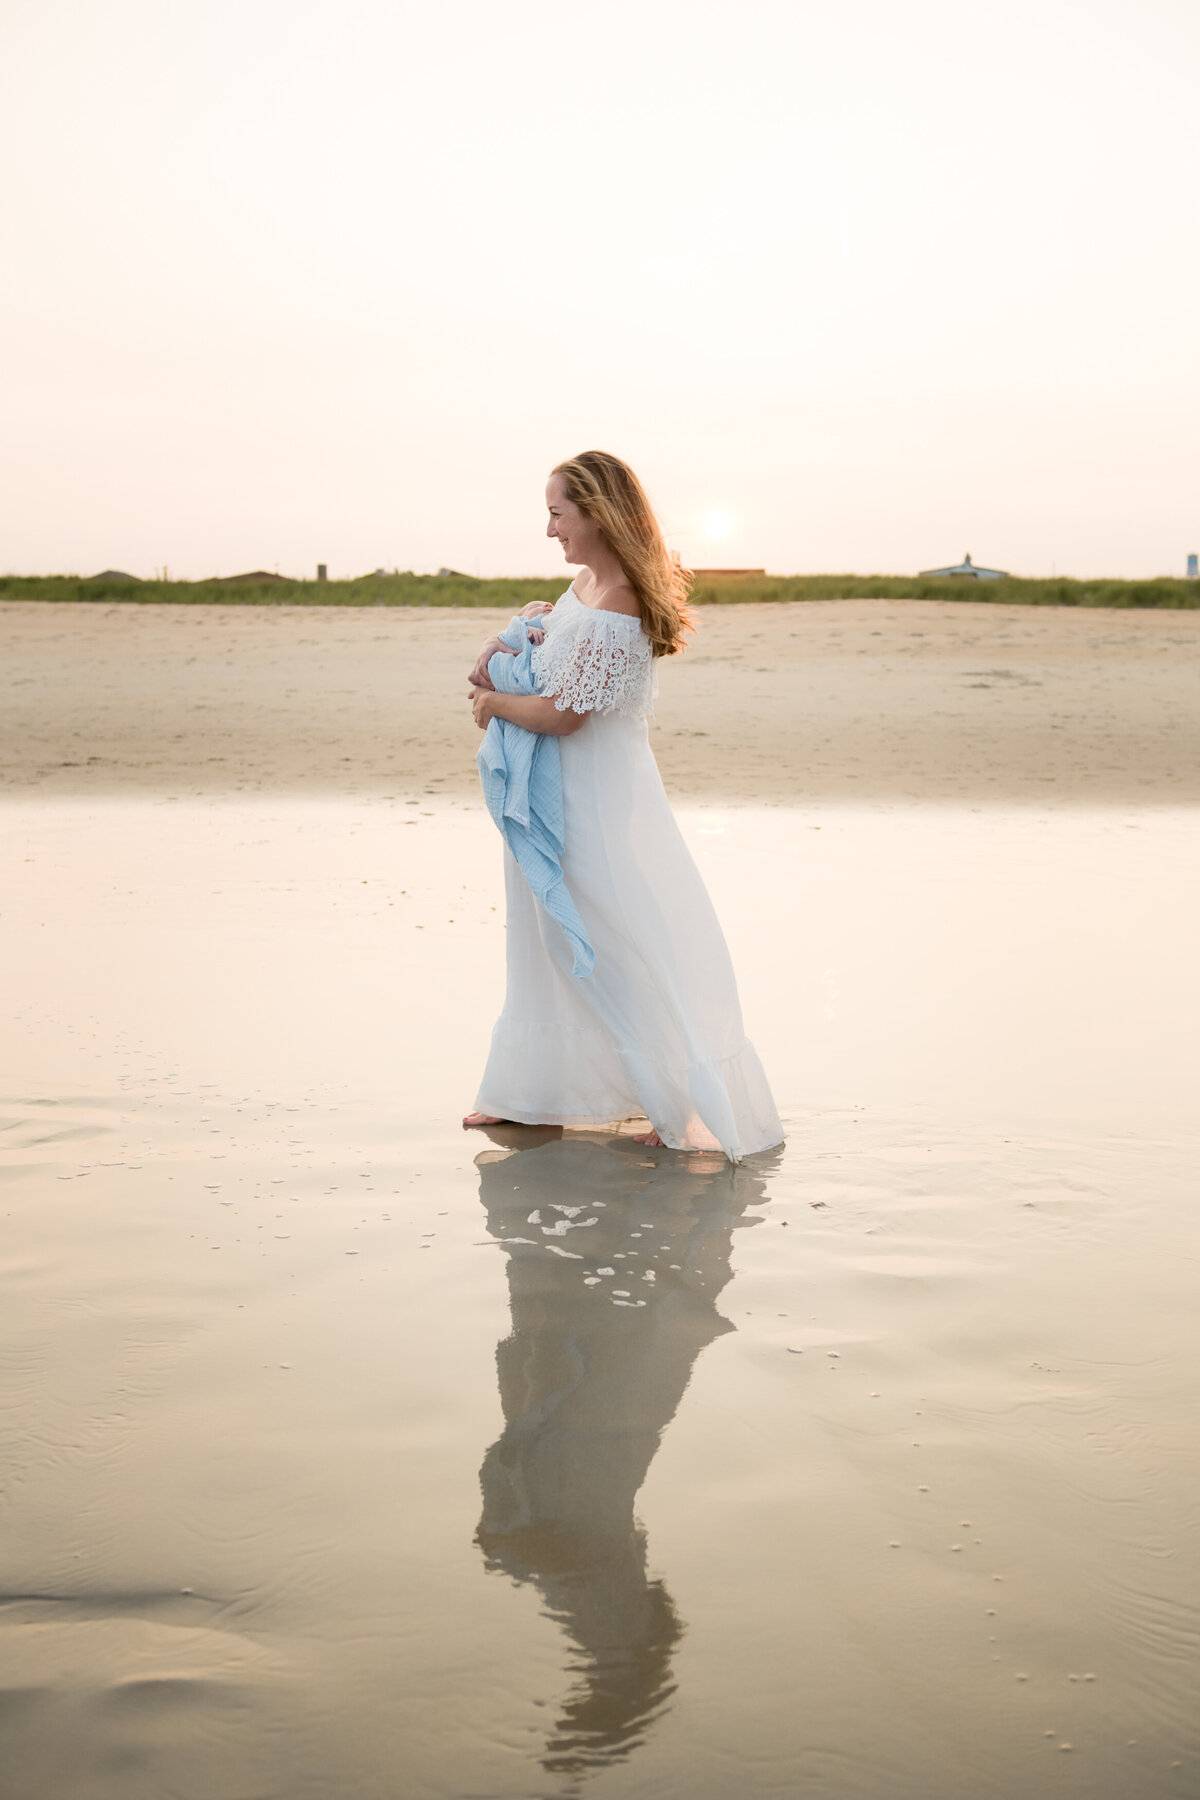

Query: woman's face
[545,473,600,565]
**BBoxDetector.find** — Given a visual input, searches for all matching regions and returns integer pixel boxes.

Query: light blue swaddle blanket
[475,616,595,978]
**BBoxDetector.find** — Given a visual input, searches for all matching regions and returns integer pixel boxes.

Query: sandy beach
[3,598,1199,1798]
[8,0,1200,1781]
[5,597,1200,803]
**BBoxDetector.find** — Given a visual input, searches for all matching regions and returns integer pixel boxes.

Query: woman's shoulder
[572,575,642,620]
[534,583,655,716]
[594,586,641,620]
[569,603,649,652]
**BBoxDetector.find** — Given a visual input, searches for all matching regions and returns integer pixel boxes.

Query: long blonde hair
[550,450,693,658]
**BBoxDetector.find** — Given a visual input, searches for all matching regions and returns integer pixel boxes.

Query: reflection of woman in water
[464,450,782,1161]
[474,1130,778,1777]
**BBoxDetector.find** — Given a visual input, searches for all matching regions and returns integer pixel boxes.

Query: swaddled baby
[468,599,556,689]
[512,599,554,645]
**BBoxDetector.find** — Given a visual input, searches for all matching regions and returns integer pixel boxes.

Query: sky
[2,0,1197,580]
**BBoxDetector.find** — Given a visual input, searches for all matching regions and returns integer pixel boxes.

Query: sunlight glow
[1,0,1195,576]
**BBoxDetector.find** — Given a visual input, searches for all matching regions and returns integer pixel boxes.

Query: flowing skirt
[474,712,783,1159]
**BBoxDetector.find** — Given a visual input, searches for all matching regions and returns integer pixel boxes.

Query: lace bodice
[532,587,656,719]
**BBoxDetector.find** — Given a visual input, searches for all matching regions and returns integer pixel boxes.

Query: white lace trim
[533,591,655,719]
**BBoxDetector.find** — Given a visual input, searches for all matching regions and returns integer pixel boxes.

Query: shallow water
[2,800,1198,1798]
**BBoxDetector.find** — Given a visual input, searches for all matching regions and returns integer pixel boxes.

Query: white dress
[474,585,783,1160]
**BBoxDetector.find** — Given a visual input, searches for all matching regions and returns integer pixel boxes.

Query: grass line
[1,572,1197,610]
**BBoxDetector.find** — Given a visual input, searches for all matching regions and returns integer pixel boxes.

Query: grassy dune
[2,571,1197,609]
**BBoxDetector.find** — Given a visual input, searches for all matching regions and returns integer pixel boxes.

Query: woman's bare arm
[468,686,587,736]
[469,636,508,690]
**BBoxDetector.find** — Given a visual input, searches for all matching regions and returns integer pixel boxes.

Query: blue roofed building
[918,552,1009,579]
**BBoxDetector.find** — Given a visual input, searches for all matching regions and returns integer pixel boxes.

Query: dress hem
[472,1102,646,1130]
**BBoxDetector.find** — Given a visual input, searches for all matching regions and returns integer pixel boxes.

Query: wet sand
[2,602,1200,1797]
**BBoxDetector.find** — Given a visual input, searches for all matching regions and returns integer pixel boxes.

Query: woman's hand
[469,635,510,690]
[468,684,498,730]
[471,609,552,685]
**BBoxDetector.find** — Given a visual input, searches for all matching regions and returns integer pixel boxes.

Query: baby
[516,597,555,645]
[469,598,556,689]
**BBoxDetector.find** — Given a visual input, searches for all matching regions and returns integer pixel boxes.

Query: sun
[703,509,732,540]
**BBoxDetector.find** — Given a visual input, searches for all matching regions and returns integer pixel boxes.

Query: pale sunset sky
[2,0,1197,580]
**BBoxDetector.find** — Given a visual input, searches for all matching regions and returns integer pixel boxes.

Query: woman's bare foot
[462,1111,505,1128]
[632,1129,664,1147]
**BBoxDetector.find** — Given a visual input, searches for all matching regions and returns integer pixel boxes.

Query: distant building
[918,553,1008,580]
[86,570,140,581]
[212,571,293,586]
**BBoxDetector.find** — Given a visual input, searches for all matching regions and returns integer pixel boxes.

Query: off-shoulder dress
[474,584,782,1160]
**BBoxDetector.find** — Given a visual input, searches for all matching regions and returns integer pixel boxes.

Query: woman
[464,450,782,1160]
